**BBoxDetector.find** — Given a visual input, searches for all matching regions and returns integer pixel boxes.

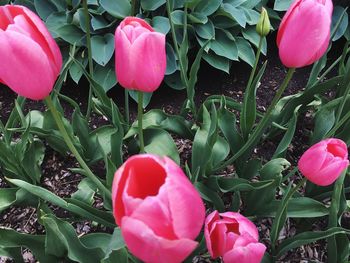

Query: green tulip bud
[256,8,270,37]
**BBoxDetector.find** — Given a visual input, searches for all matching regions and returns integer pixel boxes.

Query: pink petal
[121,216,198,263]
[310,160,349,186]
[129,32,166,92]
[298,143,328,179]
[277,0,332,67]
[223,242,266,263]
[164,156,205,240]
[221,212,259,241]
[0,30,54,100]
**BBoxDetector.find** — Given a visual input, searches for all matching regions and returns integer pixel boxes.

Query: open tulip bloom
[112,154,205,263]
[205,211,266,263]
[0,5,62,100]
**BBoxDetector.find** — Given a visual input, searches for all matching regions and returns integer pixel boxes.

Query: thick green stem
[138,92,145,153]
[44,96,111,199]
[83,0,94,119]
[215,68,296,172]
[327,170,347,263]
[241,36,263,139]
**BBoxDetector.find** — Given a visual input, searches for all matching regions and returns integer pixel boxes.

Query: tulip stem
[327,169,347,263]
[214,68,295,172]
[83,0,94,119]
[44,96,111,200]
[241,36,263,139]
[125,89,129,128]
[138,91,145,153]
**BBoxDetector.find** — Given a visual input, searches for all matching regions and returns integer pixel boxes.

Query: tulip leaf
[195,181,225,212]
[331,6,349,41]
[143,128,180,164]
[165,42,177,75]
[100,0,131,18]
[91,33,115,66]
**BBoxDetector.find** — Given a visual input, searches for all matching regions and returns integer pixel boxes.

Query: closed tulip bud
[115,17,166,92]
[256,8,270,37]
[112,154,205,263]
[277,0,333,68]
[298,138,349,186]
[0,5,62,100]
[204,211,266,263]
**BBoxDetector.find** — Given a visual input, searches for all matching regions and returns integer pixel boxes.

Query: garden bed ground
[0,33,345,262]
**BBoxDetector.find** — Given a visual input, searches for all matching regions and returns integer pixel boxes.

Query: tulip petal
[129,32,166,92]
[121,216,198,263]
[298,143,327,178]
[309,160,349,186]
[277,0,332,67]
[223,242,266,263]
[0,30,54,100]
[164,157,205,240]
[221,212,259,241]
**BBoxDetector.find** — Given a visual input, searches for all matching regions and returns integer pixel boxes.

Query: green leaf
[194,0,222,16]
[141,0,166,11]
[0,228,57,262]
[273,0,293,11]
[210,30,238,60]
[100,0,131,18]
[331,6,349,41]
[46,11,67,38]
[152,16,170,34]
[56,24,85,46]
[194,19,215,39]
[236,37,255,67]
[195,181,225,212]
[93,64,117,92]
[276,227,350,257]
[143,128,180,164]
[165,43,177,75]
[34,0,58,20]
[311,108,335,144]
[203,51,231,73]
[128,91,153,108]
[242,27,267,55]
[91,33,115,66]
[221,3,246,27]
[0,188,27,212]
[42,213,105,262]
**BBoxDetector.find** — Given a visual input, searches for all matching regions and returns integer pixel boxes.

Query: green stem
[334,81,350,125]
[327,170,347,263]
[215,68,296,172]
[326,110,350,137]
[131,0,137,15]
[138,92,145,153]
[241,36,263,139]
[124,89,129,128]
[83,0,94,119]
[44,96,111,199]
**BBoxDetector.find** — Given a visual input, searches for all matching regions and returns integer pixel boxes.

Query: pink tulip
[115,17,166,92]
[0,5,62,100]
[112,154,205,263]
[298,138,349,186]
[204,211,266,263]
[277,0,333,68]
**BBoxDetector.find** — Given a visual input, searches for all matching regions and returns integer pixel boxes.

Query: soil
[0,32,347,262]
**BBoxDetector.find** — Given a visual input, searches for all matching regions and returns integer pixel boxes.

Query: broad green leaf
[141,0,166,11]
[56,24,85,46]
[221,4,246,27]
[210,30,238,60]
[194,19,215,39]
[100,0,131,18]
[46,11,67,38]
[91,33,115,66]
[273,0,293,11]
[194,0,222,16]
[331,6,349,41]
[128,90,153,108]
[93,64,117,92]
[203,51,231,73]
[165,43,177,75]
[152,16,170,34]
[311,108,335,144]
[34,0,58,20]
[242,27,267,54]
[236,37,255,66]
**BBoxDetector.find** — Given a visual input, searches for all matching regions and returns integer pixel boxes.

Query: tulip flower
[204,211,266,263]
[298,138,349,186]
[277,0,333,68]
[115,17,166,92]
[0,5,62,100]
[112,154,205,263]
